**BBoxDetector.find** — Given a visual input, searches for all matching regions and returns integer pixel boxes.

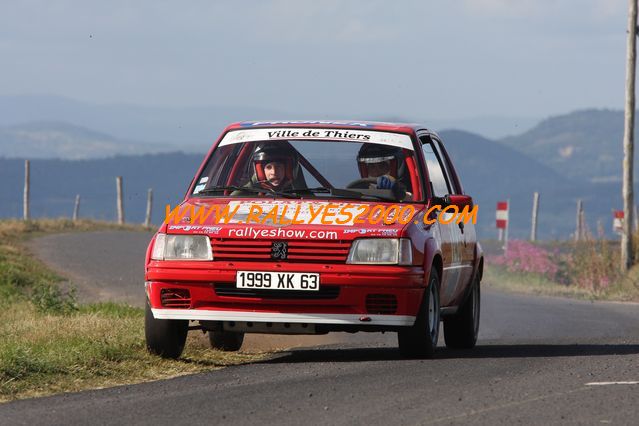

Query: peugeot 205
[144,121,483,359]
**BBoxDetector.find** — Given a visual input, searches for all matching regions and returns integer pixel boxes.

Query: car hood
[162,198,425,240]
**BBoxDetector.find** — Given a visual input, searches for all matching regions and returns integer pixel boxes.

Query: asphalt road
[27,230,155,305]
[4,231,638,425]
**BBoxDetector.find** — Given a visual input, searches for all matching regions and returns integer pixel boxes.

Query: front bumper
[151,309,416,326]
[146,261,425,327]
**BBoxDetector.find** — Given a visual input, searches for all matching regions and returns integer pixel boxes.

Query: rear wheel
[443,276,480,349]
[398,270,440,358]
[209,331,245,352]
[145,302,188,359]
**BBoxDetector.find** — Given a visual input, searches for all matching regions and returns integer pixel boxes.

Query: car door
[432,136,476,301]
[419,135,464,307]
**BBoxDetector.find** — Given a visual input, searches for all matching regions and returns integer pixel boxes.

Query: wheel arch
[473,241,484,283]
[424,237,443,290]
[432,254,443,289]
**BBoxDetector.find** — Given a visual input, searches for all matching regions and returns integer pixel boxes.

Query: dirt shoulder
[25,224,348,354]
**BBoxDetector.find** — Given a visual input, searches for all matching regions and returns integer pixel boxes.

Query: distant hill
[0,95,540,150]
[0,101,630,239]
[440,129,565,192]
[0,138,623,240]
[427,115,539,139]
[0,95,295,148]
[500,109,631,182]
[440,129,622,239]
[0,122,181,159]
[0,153,204,223]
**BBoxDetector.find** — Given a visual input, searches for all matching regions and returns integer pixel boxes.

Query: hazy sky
[0,0,629,121]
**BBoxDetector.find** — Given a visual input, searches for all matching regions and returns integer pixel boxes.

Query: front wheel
[398,270,441,358]
[145,302,188,359]
[209,331,245,352]
[443,275,480,349]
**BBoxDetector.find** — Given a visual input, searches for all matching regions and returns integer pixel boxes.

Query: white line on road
[586,381,639,386]
[423,387,593,424]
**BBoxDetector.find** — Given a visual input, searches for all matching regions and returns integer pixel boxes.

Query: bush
[490,240,558,279]
[30,283,77,315]
[562,238,619,292]
[488,237,619,293]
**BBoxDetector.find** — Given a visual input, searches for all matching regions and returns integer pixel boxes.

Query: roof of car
[227,120,430,134]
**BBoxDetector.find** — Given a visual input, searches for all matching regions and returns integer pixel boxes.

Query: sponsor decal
[167,225,222,234]
[240,121,373,127]
[218,128,414,150]
[228,227,339,240]
[343,228,399,236]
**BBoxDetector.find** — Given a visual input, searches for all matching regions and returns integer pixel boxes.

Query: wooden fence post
[144,188,153,228]
[503,199,510,253]
[23,160,30,220]
[530,192,539,241]
[72,194,80,221]
[575,199,583,241]
[116,176,124,225]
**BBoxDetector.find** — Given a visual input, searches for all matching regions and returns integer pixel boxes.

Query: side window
[420,137,452,197]
[432,139,461,194]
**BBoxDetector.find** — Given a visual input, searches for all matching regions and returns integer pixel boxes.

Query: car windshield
[192,128,423,202]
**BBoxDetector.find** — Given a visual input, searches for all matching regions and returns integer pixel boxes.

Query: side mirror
[448,194,473,208]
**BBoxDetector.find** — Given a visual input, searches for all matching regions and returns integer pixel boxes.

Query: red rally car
[144,120,483,359]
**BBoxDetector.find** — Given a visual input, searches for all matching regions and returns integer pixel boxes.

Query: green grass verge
[0,218,148,313]
[0,301,264,402]
[0,219,267,402]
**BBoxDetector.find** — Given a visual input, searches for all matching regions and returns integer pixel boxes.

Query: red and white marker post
[496,200,510,251]
[613,210,624,235]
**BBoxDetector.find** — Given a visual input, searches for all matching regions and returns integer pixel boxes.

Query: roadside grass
[483,265,595,300]
[483,236,639,302]
[0,301,264,402]
[0,218,145,313]
[602,263,639,302]
[0,218,149,240]
[0,219,267,402]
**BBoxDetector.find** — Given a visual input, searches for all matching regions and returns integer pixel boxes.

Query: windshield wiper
[283,187,396,202]
[195,186,299,198]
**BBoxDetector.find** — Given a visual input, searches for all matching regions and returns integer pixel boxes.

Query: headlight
[151,234,167,260]
[151,234,213,261]
[346,238,413,265]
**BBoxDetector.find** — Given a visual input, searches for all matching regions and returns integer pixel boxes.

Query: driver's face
[367,160,391,178]
[264,161,286,186]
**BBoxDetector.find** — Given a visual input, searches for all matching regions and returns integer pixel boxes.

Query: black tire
[443,276,480,349]
[209,331,245,352]
[145,302,188,359]
[398,269,441,358]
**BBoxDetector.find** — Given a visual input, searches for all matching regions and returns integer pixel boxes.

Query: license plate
[236,271,320,291]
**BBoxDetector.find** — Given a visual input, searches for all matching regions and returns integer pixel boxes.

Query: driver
[356,144,407,199]
[232,143,301,195]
